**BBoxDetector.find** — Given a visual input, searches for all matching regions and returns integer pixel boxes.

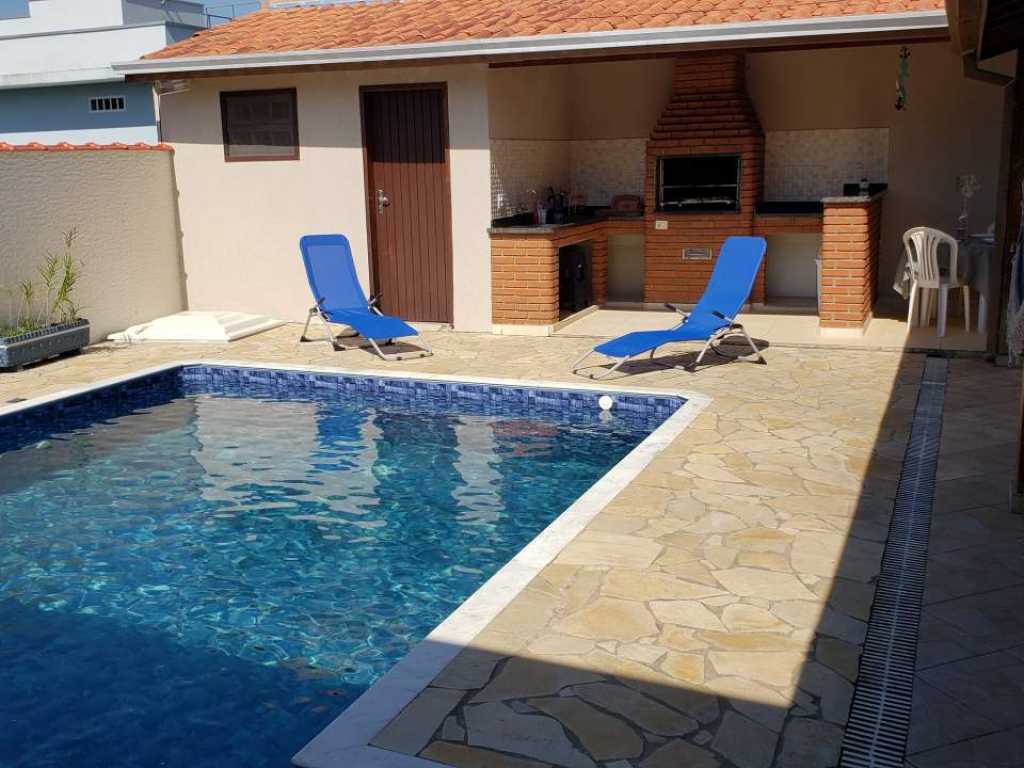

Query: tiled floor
[0,327,1015,768]
[907,360,1024,768]
[555,308,987,353]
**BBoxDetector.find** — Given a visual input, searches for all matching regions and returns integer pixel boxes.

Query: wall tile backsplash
[490,140,569,219]
[491,129,890,219]
[490,138,646,219]
[764,128,890,201]
[569,139,647,207]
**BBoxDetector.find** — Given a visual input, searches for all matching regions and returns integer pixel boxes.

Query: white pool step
[108,311,285,343]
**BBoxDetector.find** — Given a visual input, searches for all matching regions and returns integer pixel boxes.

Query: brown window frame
[219,88,300,163]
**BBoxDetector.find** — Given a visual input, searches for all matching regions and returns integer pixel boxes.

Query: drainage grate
[839,356,947,768]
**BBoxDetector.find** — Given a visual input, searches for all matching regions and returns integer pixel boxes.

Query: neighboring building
[115,0,1016,338]
[0,0,207,144]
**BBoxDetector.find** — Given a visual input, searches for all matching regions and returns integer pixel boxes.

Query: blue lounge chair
[299,234,432,361]
[573,236,767,378]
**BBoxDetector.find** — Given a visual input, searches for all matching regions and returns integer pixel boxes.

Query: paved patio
[907,359,1024,768]
[0,326,1013,768]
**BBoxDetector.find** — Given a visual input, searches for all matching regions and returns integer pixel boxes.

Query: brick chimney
[644,53,765,304]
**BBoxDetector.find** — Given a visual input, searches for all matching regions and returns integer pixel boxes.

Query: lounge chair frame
[572,304,764,380]
[300,294,433,362]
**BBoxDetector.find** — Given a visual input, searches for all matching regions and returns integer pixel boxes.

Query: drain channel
[839,356,947,768]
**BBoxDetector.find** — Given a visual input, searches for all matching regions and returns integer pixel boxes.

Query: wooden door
[362,85,453,324]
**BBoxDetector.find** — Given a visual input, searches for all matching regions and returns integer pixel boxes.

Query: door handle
[376,189,390,214]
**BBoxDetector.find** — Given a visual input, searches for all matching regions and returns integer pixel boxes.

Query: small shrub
[1,229,82,338]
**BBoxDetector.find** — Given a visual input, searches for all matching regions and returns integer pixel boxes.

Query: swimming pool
[0,364,685,768]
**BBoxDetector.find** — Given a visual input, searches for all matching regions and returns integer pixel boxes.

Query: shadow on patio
[555,306,987,354]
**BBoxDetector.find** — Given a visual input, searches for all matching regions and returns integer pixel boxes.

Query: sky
[204,1,262,19]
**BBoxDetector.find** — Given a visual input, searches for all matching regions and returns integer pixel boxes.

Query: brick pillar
[591,234,608,306]
[819,196,884,330]
[491,236,559,326]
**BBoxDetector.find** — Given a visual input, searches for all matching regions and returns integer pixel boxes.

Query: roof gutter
[112,10,948,76]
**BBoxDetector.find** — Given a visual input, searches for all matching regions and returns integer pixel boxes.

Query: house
[0,0,207,144]
[114,0,1017,337]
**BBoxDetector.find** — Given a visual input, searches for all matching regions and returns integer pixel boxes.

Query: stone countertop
[820,189,889,205]
[488,211,643,236]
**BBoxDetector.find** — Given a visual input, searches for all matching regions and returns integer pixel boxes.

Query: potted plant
[1,229,89,371]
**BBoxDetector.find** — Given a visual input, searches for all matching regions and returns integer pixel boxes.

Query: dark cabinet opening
[559,244,592,318]
[657,154,741,213]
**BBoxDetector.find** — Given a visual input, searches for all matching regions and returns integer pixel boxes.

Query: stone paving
[1,326,926,768]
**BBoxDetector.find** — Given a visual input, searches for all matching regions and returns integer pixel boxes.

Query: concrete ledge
[820,313,873,337]
[491,323,553,336]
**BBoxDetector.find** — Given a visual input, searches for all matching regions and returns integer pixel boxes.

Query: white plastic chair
[903,227,970,337]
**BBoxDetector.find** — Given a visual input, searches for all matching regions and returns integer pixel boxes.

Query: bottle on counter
[859,177,870,196]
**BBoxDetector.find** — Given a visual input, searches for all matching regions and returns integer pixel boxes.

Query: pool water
[0,370,671,768]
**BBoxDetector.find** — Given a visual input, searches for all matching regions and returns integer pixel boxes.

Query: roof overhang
[0,68,123,90]
[945,0,1016,87]
[113,10,948,78]
[977,0,1024,59]
[947,0,1023,60]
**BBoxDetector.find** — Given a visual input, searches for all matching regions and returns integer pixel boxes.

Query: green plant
[1,228,82,338]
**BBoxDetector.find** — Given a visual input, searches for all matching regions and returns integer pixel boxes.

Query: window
[220,89,300,162]
[0,0,30,20]
[89,96,126,113]
[657,154,741,213]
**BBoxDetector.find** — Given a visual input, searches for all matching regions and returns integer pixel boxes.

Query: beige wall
[0,150,185,341]
[161,64,492,332]
[488,60,673,212]
[488,66,573,140]
[567,59,674,140]
[749,42,1016,296]
[488,59,674,140]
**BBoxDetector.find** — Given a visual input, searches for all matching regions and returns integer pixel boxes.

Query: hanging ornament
[895,47,910,111]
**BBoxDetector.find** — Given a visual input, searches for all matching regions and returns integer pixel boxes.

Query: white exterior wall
[0,150,186,341]
[122,0,207,28]
[0,0,205,35]
[0,0,125,35]
[0,0,205,89]
[161,65,493,332]
[0,24,178,88]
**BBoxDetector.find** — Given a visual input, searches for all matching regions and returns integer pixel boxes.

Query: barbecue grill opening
[656,154,741,213]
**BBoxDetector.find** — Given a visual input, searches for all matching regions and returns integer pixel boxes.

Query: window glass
[0,0,30,20]
[220,89,299,161]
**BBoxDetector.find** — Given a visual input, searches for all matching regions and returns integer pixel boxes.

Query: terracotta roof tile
[142,0,945,61]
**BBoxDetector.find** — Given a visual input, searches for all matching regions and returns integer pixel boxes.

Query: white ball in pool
[598,395,614,411]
